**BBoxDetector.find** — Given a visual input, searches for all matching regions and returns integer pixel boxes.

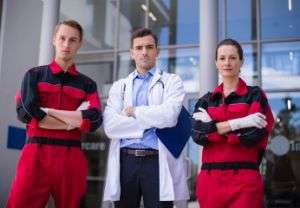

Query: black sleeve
[236,127,266,146]
[191,92,216,146]
[16,98,32,123]
[80,79,103,132]
[18,69,46,122]
[237,87,269,146]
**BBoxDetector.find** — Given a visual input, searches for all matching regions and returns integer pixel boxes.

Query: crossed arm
[17,70,101,132]
[191,90,273,146]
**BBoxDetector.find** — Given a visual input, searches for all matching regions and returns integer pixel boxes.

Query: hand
[228,112,267,131]
[122,107,135,117]
[76,101,90,111]
[41,107,49,114]
[192,107,212,122]
[66,123,76,131]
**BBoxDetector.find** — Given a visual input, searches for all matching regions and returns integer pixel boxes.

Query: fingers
[192,112,202,120]
[253,113,267,128]
[255,112,266,120]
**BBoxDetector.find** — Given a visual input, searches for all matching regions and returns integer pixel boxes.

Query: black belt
[27,137,81,148]
[201,161,258,170]
[121,148,158,157]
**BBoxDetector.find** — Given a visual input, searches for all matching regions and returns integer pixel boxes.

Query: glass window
[261,0,300,39]
[77,62,113,98]
[149,0,199,46]
[60,0,117,51]
[117,51,134,79]
[264,92,300,207]
[119,0,146,50]
[226,0,255,41]
[240,44,255,85]
[262,42,300,90]
[157,48,199,93]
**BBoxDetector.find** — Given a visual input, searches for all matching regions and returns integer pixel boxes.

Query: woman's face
[215,45,243,79]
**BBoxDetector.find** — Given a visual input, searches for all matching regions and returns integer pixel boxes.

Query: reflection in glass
[77,62,113,98]
[226,0,255,41]
[264,93,300,207]
[75,62,113,206]
[117,52,134,79]
[119,0,146,50]
[149,0,199,46]
[240,44,255,85]
[261,0,300,39]
[262,42,300,90]
[157,48,199,93]
[60,0,116,51]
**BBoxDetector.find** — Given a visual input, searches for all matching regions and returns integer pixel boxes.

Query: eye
[60,36,65,41]
[135,46,143,50]
[70,38,77,43]
[146,45,155,49]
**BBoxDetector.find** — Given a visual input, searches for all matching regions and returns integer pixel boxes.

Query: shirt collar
[49,60,79,76]
[133,68,156,79]
[212,78,248,98]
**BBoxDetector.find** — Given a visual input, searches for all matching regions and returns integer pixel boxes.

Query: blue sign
[7,126,26,150]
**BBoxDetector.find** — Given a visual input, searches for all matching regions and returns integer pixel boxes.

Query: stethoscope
[121,70,165,101]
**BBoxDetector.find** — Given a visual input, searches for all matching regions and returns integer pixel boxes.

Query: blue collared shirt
[120,68,158,150]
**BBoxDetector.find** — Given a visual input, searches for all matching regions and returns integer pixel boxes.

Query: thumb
[198,107,206,113]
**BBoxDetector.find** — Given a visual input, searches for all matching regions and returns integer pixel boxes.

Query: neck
[136,66,154,75]
[222,77,239,96]
[55,57,74,72]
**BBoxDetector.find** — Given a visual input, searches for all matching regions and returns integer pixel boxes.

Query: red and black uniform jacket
[15,60,102,141]
[192,78,274,164]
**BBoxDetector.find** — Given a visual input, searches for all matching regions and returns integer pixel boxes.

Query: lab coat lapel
[149,68,162,90]
[124,72,134,106]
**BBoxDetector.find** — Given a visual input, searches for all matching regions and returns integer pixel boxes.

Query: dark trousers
[114,151,173,208]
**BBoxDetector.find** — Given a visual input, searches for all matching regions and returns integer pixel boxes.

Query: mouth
[223,68,232,71]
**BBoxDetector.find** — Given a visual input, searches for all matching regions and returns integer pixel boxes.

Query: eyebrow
[134,44,155,47]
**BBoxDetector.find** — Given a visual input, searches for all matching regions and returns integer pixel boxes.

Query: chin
[221,74,239,79]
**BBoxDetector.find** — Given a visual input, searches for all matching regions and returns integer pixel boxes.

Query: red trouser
[196,169,263,208]
[7,143,87,208]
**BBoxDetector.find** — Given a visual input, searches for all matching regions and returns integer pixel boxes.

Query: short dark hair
[215,38,244,60]
[55,20,83,41]
[131,28,158,48]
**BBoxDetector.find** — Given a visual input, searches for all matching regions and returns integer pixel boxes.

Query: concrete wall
[0,0,42,205]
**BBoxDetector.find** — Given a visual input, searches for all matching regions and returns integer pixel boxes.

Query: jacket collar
[49,60,79,76]
[212,78,248,98]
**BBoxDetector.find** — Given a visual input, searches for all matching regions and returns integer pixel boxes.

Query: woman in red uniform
[192,38,274,208]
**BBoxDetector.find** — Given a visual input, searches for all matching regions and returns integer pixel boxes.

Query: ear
[156,47,160,57]
[52,34,56,46]
[241,58,244,66]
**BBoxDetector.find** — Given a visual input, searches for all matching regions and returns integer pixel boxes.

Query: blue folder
[156,107,192,158]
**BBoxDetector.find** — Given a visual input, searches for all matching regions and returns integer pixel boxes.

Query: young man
[7,20,102,208]
[103,28,189,208]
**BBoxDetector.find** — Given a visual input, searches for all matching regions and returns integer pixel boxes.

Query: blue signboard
[7,126,26,150]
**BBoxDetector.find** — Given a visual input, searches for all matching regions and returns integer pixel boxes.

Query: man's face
[130,35,159,72]
[53,24,82,62]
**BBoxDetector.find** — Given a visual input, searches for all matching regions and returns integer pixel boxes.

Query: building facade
[0,0,299,207]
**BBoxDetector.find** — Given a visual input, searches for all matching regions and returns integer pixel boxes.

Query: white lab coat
[103,68,189,202]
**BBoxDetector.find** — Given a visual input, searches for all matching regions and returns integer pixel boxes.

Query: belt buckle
[134,149,146,157]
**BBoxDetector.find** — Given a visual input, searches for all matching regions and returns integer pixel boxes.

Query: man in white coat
[103,28,189,208]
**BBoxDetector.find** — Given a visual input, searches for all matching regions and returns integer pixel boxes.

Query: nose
[63,40,70,48]
[142,47,147,55]
[224,58,230,65]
